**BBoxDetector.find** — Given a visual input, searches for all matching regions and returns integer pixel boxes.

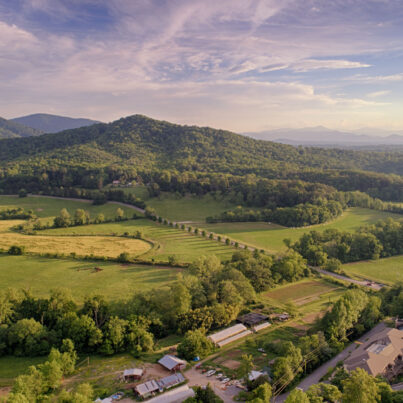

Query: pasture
[202,208,403,252]
[0,255,181,300]
[42,219,235,262]
[146,193,236,222]
[342,255,403,285]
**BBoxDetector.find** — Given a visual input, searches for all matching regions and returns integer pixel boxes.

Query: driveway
[185,366,239,403]
[274,322,387,402]
[315,268,384,290]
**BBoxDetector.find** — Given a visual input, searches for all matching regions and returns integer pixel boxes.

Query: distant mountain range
[0,117,43,139]
[244,126,403,146]
[11,113,100,134]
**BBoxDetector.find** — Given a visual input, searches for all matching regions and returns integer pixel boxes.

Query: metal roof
[208,323,247,344]
[135,380,160,396]
[145,385,195,403]
[123,368,143,377]
[158,355,187,370]
[217,329,252,347]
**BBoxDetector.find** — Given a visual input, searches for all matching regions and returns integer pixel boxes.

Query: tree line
[291,218,403,266]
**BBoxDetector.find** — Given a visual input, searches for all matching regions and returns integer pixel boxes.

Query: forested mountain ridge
[1,114,403,175]
[11,113,100,133]
[0,117,43,139]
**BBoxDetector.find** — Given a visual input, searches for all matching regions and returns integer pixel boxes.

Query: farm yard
[202,207,403,252]
[342,255,403,285]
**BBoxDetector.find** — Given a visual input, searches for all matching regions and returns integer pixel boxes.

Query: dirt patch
[302,312,325,324]
[36,208,44,212]
[142,363,171,380]
[223,349,242,359]
[294,295,319,306]
[221,360,240,370]
[0,387,11,398]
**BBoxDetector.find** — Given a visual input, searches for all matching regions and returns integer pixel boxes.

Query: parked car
[221,377,230,383]
[206,369,216,377]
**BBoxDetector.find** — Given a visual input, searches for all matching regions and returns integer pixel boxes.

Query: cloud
[367,90,390,98]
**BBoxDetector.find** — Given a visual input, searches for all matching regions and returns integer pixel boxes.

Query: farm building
[237,312,269,327]
[344,328,403,380]
[145,385,195,403]
[253,322,271,332]
[157,373,185,389]
[208,323,252,347]
[269,312,290,322]
[134,380,160,399]
[123,368,143,381]
[158,355,187,371]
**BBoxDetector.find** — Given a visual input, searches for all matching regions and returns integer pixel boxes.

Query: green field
[147,193,236,222]
[0,195,138,225]
[0,255,181,300]
[343,255,403,285]
[202,208,403,252]
[42,219,235,262]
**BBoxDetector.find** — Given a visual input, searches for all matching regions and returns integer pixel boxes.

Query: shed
[158,355,187,372]
[134,380,160,398]
[237,312,269,327]
[157,373,185,389]
[208,324,247,345]
[123,368,143,381]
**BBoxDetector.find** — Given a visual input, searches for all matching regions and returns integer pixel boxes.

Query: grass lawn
[147,193,236,222]
[42,219,235,263]
[0,356,46,386]
[202,208,403,253]
[0,255,181,300]
[342,255,403,285]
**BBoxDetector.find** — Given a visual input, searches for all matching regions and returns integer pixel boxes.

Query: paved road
[392,382,403,391]
[315,268,385,290]
[274,322,387,402]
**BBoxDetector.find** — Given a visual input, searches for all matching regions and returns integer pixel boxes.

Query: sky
[1,0,403,132]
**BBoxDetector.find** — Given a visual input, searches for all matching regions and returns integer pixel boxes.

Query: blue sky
[1,0,403,132]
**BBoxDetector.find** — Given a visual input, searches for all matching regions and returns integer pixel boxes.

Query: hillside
[11,113,100,133]
[0,114,402,175]
[0,117,43,139]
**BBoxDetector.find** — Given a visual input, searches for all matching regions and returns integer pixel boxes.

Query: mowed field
[342,255,403,285]
[0,255,181,300]
[202,208,403,252]
[0,219,151,259]
[0,196,234,262]
[146,193,236,222]
[42,219,235,262]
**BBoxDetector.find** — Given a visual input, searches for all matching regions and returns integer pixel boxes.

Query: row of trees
[291,218,403,266]
[0,207,35,220]
[206,201,344,227]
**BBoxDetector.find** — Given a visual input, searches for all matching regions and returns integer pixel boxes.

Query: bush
[8,245,24,255]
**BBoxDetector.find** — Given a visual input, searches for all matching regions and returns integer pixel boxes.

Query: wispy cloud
[0,0,402,130]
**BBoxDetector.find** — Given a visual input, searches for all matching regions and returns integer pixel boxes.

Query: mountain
[0,115,402,176]
[245,126,403,146]
[0,117,43,139]
[11,113,100,133]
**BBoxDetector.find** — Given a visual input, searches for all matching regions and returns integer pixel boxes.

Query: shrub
[8,245,24,255]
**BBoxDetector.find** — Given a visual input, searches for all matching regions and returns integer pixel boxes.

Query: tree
[307,383,341,403]
[95,213,105,223]
[116,207,124,221]
[250,383,272,402]
[126,320,154,357]
[324,258,342,273]
[185,384,222,402]
[342,368,380,403]
[74,209,89,225]
[82,295,109,328]
[177,329,214,360]
[18,189,28,198]
[284,389,310,403]
[100,316,128,355]
[8,245,24,255]
[238,354,254,380]
[53,208,71,228]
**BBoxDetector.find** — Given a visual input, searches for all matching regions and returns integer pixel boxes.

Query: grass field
[0,195,137,225]
[0,255,181,300]
[42,219,235,262]
[342,255,403,285]
[147,193,236,222]
[202,208,403,252]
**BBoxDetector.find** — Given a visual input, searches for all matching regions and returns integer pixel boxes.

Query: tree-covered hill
[11,113,100,133]
[0,117,43,139]
[1,114,403,175]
